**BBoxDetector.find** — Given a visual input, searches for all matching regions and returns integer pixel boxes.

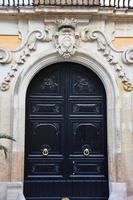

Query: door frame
[10,50,120,194]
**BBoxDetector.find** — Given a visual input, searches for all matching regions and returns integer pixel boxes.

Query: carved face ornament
[56,32,76,58]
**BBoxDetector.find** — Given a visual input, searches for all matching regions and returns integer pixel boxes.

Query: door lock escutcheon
[83,148,90,157]
[42,148,49,156]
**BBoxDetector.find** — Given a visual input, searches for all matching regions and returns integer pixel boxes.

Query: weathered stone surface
[127,197,133,200]
[16,192,25,200]
[0,183,7,200]
[6,182,23,200]
[109,183,127,200]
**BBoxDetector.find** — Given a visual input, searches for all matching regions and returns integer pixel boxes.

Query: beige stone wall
[0,35,20,50]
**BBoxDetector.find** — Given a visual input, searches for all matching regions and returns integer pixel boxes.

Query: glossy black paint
[24,62,109,200]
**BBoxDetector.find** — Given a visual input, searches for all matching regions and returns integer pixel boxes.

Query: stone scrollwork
[0,18,133,92]
[0,48,12,64]
[122,47,133,64]
[0,28,52,91]
[81,28,133,92]
[55,18,80,58]
[15,29,52,64]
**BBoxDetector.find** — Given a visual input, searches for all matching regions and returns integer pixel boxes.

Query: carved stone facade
[0,18,133,92]
[0,6,133,200]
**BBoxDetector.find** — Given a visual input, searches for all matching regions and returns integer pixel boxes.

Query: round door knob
[42,148,49,156]
[83,148,90,157]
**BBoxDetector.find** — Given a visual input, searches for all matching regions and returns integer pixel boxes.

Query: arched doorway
[24,62,109,200]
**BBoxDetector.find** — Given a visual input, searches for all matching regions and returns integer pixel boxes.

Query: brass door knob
[42,148,49,156]
[83,148,90,156]
[61,197,70,200]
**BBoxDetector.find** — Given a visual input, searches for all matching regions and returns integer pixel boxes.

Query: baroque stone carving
[0,48,12,64]
[0,18,133,92]
[122,47,133,64]
[81,28,133,92]
[54,18,80,58]
[0,29,52,91]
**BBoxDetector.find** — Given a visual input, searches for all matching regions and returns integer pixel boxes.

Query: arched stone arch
[10,49,120,194]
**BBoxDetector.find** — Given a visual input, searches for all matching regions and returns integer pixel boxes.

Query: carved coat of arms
[55,18,80,58]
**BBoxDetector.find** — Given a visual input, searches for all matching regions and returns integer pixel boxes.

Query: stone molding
[0,18,133,92]
[1,7,133,18]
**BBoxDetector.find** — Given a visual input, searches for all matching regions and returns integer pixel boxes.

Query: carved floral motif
[40,77,58,91]
[74,76,95,93]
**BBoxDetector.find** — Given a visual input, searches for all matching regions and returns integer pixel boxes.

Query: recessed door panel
[24,62,109,200]
[72,160,105,176]
[69,67,105,97]
[28,100,63,116]
[69,121,105,155]
[69,101,103,116]
[26,120,63,155]
[27,67,64,97]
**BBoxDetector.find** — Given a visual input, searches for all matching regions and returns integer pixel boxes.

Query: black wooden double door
[24,62,109,200]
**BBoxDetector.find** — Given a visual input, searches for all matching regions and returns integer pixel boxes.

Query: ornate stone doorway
[24,62,109,200]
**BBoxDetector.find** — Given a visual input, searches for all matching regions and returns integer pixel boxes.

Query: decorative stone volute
[0,48,12,64]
